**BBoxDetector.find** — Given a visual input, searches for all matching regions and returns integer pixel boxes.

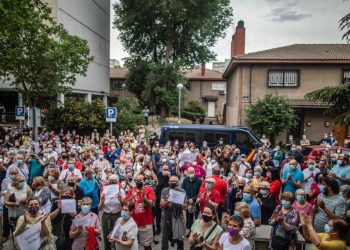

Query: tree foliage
[114,0,233,67]
[113,97,144,134]
[45,100,107,134]
[305,85,350,125]
[182,101,206,120]
[113,0,233,121]
[246,94,298,142]
[0,0,93,107]
[339,1,350,42]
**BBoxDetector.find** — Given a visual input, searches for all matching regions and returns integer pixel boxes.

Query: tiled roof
[110,67,225,81]
[184,68,224,80]
[110,67,128,78]
[235,44,350,61]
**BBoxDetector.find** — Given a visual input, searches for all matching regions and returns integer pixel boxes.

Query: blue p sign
[15,106,25,120]
[106,107,117,122]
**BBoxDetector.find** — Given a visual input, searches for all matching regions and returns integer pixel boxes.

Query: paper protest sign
[61,199,76,214]
[104,185,119,198]
[75,216,90,228]
[168,189,186,205]
[111,223,122,239]
[16,222,42,250]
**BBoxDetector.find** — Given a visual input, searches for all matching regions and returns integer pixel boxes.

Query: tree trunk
[160,39,172,123]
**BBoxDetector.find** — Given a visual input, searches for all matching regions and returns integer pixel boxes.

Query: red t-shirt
[270,180,281,204]
[125,186,155,227]
[201,175,227,204]
[197,188,221,213]
[62,161,83,171]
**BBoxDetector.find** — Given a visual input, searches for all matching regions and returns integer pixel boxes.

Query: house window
[212,82,226,93]
[268,70,299,87]
[185,82,191,90]
[112,81,125,90]
[343,70,350,85]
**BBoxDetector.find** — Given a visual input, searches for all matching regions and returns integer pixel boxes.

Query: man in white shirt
[303,159,321,193]
[238,154,251,177]
[99,174,125,250]
[59,158,82,181]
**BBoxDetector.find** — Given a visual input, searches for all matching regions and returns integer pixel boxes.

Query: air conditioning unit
[219,90,225,95]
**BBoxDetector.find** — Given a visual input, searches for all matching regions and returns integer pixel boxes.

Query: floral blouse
[240,217,256,249]
[269,205,299,250]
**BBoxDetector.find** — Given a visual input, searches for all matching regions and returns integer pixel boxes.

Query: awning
[288,99,330,108]
[203,95,218,101]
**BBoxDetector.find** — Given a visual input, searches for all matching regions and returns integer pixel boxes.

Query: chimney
[201,63,205,76]
[231,20,245,58]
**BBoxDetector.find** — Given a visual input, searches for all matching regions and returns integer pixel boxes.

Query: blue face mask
[81,205,91,215]
[169,160,175,165]
[254,171,261,177]
[245,173,252,179]
[68,164,74,171]
[289,165,296,171]
[296,195,305,202]
[233,210,241,217]
[308,165,315,170]
[281,199,291,208]
[145,179,153,185]
[319,184,326,193]
[17,182,25,189]
[121,211,130,220]
[205,183,213,190]
[260,189,267,196]
[242,192,252,202]
[9,175,16,181]
[17,159,23,165]
[324,224,332,234]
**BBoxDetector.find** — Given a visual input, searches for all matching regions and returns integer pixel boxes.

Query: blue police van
[159,124,261,155]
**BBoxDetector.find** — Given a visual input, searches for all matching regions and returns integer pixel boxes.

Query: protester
[69,197,101,250]
[108,200,138,250]
[234,202,255,249]
[256,181,277,225]
[14,197,52,249]
[300,212,348,250]
[218,215,252,250]
[269,192,299,250]
[189,204,224,249]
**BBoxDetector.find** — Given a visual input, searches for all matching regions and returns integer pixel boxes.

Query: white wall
[57,0,110,94]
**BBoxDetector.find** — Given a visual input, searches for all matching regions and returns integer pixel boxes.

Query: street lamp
[176,83,184,124]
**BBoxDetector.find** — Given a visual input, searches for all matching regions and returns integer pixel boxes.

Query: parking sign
[106,107,117,122]
[15,106,25,120]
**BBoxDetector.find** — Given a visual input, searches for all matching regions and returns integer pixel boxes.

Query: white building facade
[0,0,110,123]
[47,0,110,105]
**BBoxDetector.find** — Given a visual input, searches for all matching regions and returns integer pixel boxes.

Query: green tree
[246,94,298,143]
[113,97,144,134]
[304,5,350,125]
[45,100,107,134]
[182,101,206,120]
[0,0,93,107]
[114,0,232,121]
[340,1,350,42]
[305,85,350,125]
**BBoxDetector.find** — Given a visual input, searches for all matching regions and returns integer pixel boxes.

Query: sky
[110,0,349,68]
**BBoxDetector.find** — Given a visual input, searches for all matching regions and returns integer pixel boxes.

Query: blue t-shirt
[331,164,350,186]
[28,159,44,180]
[282,168,304,194]
[106,150,121,168]
[247,198,261,221]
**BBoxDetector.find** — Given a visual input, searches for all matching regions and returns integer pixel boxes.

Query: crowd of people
[0,126,349,250]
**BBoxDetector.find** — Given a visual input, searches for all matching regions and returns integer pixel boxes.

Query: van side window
[215,134,229,144]
[236,132,254,148]
[168,131,184,143]
[184,132,196,143]
[203,133,215,144]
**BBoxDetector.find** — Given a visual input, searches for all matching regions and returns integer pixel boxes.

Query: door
[208,102,215,118]
[333,123,346,146]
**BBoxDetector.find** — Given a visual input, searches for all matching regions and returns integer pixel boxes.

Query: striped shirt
[314,193,345,232]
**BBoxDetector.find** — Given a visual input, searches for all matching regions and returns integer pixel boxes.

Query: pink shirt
[292,201,313,215]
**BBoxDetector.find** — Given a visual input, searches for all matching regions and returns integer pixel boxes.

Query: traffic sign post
[105,107,117,135]
[15,106,25,120]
